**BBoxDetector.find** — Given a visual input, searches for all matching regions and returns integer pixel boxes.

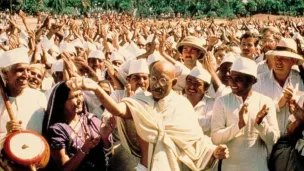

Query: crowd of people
[0,9,304,171]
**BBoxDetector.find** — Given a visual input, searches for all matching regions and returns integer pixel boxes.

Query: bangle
[79,148,89,155]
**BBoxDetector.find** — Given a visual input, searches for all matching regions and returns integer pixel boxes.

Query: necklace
[69,117,90,143]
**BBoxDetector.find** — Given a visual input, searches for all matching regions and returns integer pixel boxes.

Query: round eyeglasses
[150,76,171,86]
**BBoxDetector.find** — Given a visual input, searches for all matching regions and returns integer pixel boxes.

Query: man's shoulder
[257,70,271,79]
[253,91,274,103]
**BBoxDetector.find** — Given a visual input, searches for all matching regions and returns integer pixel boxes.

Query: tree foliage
[2,0,304,17]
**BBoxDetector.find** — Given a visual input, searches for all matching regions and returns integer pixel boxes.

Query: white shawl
[118,91,217,171]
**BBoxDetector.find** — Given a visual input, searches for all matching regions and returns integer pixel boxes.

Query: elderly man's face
[28,67,43,89]
[241,37,257,59]
[127,73,149,91]
[181,46,201,62]
[273,56,297,76]
[5,63,30,93]
[150,64,175,101]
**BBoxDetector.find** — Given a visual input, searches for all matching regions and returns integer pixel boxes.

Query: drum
[3,130,50,169]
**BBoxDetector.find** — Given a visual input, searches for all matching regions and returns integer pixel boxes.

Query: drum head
[3,130,50,168]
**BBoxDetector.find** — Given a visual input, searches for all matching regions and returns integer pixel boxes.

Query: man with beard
[257,26,281,74]
[253,38,304,136]
[211,57,280,171]
[28,63,45,90]
[67,60,229,171]
[0,48,47,169]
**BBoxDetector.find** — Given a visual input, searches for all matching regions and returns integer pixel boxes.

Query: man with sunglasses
[67,60,229,171]
[211,57,280,171]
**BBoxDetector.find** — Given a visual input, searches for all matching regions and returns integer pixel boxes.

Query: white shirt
[191,95,215,136]
[257,60,270,75]
[0,88,47,149]
[253,70,304,136]
[211,92,280,171]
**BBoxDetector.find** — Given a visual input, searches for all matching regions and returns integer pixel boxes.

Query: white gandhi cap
[128,59,149,76]
[88,50,105,60]
[231,57,257,78]
[189,66,211,84]
[220,52,236,66]
[51,59,64,73]
[0,48,29,68]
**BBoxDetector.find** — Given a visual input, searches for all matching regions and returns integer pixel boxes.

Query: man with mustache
[211,57,280,171]
[67,60,229,171]
[253,38,304,136]
[240,31,259,61]
[0,48,47,169]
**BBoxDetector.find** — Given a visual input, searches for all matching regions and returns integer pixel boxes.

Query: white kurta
[252,70,304,135]
[0,88,47,150]
[192,96,215,136]
[211,91,280,171]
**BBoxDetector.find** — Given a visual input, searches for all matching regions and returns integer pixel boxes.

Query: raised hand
[278,87,294,108]
[238,103,248,129]
[289,99,304,122]
[66,76,99,92]
[255,104,269,125]
[100,114,115,140]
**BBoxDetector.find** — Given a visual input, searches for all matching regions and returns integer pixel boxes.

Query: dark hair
[240,31,260,47]
[42,82,88,135]
[42,82,70,135]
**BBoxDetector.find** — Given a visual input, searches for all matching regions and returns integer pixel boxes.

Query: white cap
[146,34,159,44]
[110,52,124,62]
[71,38,84,49]
[51,59,63,73]
[19,38,29,48]
[231,57,257,78]
[83,41,97,51]
[88,50,105,60]
[147,52,163,66]
[128,59,149,76]
[126,41,144,58]
[118,48,134,60]
[0,33,8,44]
[220,52,236,66]
[0,48,29,68]
[189,66,211,84]
[51,44,60,56]
[137,36,147,45]
[40,36,54,52]
[166,36,175,44]
[59,42,76,54]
